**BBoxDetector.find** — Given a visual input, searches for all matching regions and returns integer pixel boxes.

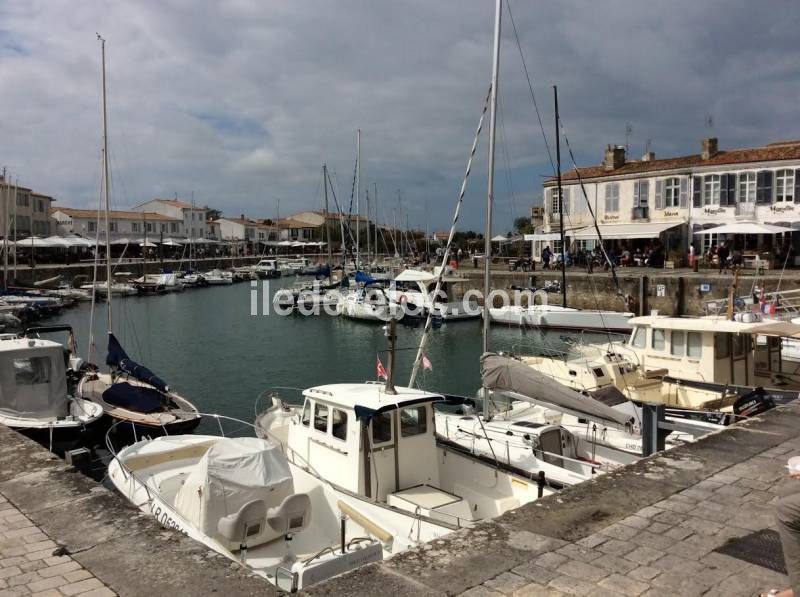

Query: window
[549,188,562,216]
[400,406,427,437]
[651,329,665,351]
[301,401,311,426]
[714,334,730,359]
[131,222,140,233]
[631,327,646,348]
[161,224,166,232]
[664,178,681,208]
[88,221,96,233]
[34,199,45,213]
[13,357,51,385]
[604,183,619,212]
[670,331,686,356]
[371,412,392,444]
[738,172,756,203]
[732,334,746,357]
[687,332,702,358]
[776,169,795,202]
[109,222,117,232]
[170,223,178,233]
[703,175,720,205]
[633,180,649,207]
[314,403,329,432]
[16,193,29,207]
[15,215,30,231]
[146,222,153,232]
[756,171,774,204]
[331,409,348,441]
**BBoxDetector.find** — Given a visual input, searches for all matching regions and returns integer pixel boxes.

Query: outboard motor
[733,387,775,418]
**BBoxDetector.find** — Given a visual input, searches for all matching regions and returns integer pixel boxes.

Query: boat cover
[106,333,169,393]
[481,353,634,428]
[102,382,165,413]
[174,437,294,550]
[0,342,68,419]
[354,271,377,285]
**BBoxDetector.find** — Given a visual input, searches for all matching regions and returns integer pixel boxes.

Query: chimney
[701,137,718,160]
[642,151,655,162]
[602,144,626,171]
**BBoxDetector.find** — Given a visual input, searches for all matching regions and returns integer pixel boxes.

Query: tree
[205,207,223,221]
[514,216,534,235]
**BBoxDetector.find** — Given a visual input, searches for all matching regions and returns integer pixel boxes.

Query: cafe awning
[572,222,684,240]
[695,221,793,235]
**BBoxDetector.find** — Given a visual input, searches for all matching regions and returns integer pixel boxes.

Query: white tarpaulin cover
[0,340,68,419]
[695,221,793,235]
[174,437,293,550]
[573,222,683,240]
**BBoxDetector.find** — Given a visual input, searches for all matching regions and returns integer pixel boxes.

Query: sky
[1,1,799,234]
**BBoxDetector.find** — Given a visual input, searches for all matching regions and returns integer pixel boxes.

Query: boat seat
[218,499,268,548]
[267,493,312,536]
[124,440,216,472]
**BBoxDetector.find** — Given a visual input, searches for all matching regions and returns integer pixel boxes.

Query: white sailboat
[489,303,633,333]
[385,268,481,321]
[337,286,404,323]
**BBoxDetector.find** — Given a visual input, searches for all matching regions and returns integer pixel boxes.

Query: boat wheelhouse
[259,382,551,528]
[386,268,481,321]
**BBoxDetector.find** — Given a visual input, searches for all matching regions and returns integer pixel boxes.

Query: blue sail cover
[106,333,169,393]
[354,271,377,285]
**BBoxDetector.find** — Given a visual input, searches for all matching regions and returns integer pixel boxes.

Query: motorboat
[0,329,103,451]
[201,269,233,286]
[107,424,385,592]
[489,303,633,333]
[253,259,281,279]
[273,279,344,312]
[385,268,481,321]
[279,258,310,276]
[256,381,555,546]
[134,272,185,295]
[337,287,404,323]
[78,333,200,437]
[80,272,139,297]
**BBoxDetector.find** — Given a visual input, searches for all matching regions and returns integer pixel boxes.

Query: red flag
[376,355,388,380]
[422,353,432,371]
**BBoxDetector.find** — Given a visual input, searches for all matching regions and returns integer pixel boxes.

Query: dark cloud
[0,0,797,234]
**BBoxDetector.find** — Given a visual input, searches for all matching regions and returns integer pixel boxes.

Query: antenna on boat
[383,318,397,395]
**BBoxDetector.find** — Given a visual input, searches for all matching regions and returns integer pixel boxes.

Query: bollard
[537,470,546,498]
[641,403,667,457]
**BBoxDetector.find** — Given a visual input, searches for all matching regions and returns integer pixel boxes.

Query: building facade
[0,178,55,238]
[51,208,181,239]
[134,199,207,241]
[539,138,800,264]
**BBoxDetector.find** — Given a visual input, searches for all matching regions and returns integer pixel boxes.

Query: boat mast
[366,188,371,266]
[2,168,8,290]
[482,0,502,422]
[323,164,332,266]
[554,85,567,308]
[12,178,17,273]
[373,183,378,261]
[355,129,361,270]
[99,34,112,333]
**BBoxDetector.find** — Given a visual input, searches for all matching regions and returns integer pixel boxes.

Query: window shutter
[795,169,800,203]
[655,180,663,209]
[563,187,570,215]
[679,178,688,208]
[719,174,729,206]
[692,176,702,207]
[727,173,737,205]
[756,170,773,204]
[633,181,640,208]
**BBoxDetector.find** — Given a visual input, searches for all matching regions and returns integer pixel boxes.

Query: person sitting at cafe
[620,246,632,267]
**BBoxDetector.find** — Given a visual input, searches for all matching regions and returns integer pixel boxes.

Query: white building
[51,208,181,239]
[133,199,207,242]
[538,138,800,265]
[215,217,258,241]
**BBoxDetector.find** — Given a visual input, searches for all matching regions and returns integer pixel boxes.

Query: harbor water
[48,279,614,423]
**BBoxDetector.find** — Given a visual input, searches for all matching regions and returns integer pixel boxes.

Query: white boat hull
[490,305,633,332]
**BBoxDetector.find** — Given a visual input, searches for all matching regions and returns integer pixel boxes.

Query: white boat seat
[217,499,267,546]
[267,493,312,536]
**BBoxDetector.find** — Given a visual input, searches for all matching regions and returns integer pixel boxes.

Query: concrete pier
[1,401,799,596]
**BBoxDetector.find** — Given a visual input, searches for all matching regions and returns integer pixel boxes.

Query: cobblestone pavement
[0,493,115,597]
[458,437,800,597]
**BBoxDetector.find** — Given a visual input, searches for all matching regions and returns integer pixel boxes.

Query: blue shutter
[655,180,663,209]
[692,176,702,207]
[795,169,800,203]
[756,171,773,204]
[679,178,688,208]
